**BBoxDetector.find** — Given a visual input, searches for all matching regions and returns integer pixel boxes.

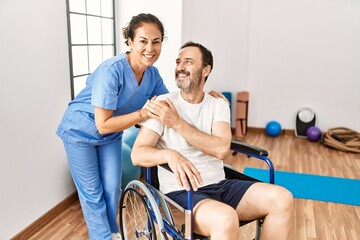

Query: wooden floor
[29,130,360,240]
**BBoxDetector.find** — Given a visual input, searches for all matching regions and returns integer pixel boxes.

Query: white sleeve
[213,99,231,123]
[139,118,164,136]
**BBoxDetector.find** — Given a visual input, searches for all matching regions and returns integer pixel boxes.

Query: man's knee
[220,207,239,227]
[210,207,239,235]
[195,201,239,236]
[272,186,294,214]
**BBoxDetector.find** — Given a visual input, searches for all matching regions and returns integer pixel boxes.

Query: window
[66,0,116,99]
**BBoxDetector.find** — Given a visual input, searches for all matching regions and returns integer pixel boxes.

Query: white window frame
[66,0,116,99]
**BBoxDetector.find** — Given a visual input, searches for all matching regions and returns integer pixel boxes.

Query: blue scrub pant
[63,140,122,240]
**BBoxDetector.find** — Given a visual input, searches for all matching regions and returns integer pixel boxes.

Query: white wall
[183,0,360,132]
[0,0,74,239]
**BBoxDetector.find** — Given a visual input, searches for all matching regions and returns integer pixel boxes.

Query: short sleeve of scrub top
[91,62,124,111]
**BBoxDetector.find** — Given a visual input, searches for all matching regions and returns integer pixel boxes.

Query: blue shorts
[166,179,255,210]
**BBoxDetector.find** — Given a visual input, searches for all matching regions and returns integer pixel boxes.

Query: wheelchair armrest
[224,164,261,182]
[159,163,172,172]
[147,164,176,190]
[231,139,268,157]
[230,140,275,184]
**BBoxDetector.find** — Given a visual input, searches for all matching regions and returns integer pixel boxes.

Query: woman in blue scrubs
[57,13,168,240]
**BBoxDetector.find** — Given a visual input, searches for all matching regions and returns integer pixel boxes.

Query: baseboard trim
[232,127,295,136]
[250,126,295,135]
[11,191,79,240]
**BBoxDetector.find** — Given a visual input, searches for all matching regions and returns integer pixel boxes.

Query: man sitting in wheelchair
[131,41,294,240]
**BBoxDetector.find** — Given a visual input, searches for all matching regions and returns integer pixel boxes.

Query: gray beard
[176,70,202,93]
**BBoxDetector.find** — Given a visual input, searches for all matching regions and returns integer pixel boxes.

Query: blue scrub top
[56,52,168,145]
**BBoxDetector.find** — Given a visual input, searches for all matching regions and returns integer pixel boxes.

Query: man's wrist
[173,118,186,131]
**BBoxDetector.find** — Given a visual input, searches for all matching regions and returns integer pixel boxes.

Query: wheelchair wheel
[120,187,157,240]
[239,219,262,240]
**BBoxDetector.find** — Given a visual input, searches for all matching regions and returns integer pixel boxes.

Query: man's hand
[167,150,203,191]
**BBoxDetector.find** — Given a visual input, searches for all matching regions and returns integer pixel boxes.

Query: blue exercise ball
[121,143,141,189]
[265,121,282,137]
[123,126,140,148]
[306,126,322,142]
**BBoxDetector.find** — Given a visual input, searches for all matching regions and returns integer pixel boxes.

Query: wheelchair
[119,140,275,240]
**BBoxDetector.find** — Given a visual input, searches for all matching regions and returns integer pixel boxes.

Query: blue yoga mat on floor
[243,167,360,206]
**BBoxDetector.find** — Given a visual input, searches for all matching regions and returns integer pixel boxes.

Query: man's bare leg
[236,183,294,240]
[193,199,240,240]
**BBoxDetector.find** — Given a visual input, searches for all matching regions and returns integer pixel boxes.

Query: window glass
[73,76,88,97]
[70,14,87,44]
[89,46,103,72]
[87,16,102,44]
[102,18,114,44]
[101,0,113,17]
[103,46,114,61]
[72,46,89,76]
[69,0,86,13]
[87,0,101,16]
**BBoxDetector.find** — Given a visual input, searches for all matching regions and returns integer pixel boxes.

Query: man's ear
[203,65,211,78]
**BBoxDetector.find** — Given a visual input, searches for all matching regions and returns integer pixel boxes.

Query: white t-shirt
[140,91,230,194]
